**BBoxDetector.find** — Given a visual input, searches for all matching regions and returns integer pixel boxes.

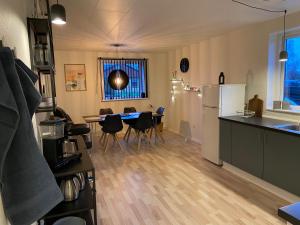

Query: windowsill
[267,108,300,115]
[101,98,149,102]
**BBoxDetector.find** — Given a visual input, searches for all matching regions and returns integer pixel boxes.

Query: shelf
[44,210,94,225]
[44,182,94,220]
[53,150,95,178]
[34,65,54,73]
[27,18,50,33]
[36,106,54,113]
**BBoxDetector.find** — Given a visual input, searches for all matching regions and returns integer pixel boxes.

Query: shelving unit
[41,150,97,225]
[28,2,97,224]
[27,0,56,113]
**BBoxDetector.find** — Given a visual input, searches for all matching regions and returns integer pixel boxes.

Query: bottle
[219,72,225,84]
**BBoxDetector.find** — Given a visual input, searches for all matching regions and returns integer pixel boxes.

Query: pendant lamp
[107,44,129,90]
[279,10,288,62]
[51,0,66,25]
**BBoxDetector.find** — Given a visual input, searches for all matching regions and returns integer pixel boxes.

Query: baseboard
[166,129,202,144]
[223,162,300,203]
[191,137,202,144]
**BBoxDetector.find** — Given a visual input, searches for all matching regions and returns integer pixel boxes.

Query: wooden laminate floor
[90,131,288,225]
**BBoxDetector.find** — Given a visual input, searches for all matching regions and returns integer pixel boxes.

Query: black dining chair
[102,114,123,152]
[131,112,153,150]
[150,107,165,143]
[123,107,137,142]
[54,107,92,149]
[99,108,114,144]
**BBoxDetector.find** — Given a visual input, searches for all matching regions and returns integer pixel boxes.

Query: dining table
[82,112,164,144]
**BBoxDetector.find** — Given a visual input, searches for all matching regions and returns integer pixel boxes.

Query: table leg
[92,169,97,225]
[154,117,158,144]
[88,123,94,152]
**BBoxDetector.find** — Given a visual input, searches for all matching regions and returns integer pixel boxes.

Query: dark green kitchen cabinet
[263,130,300,196]
[231,123,264,177]
[219,120,232,163]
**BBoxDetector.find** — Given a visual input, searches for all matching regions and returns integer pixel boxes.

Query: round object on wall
[108,69,129,90]
[180,58,189,73]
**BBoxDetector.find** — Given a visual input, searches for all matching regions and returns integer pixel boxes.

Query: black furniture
[102,114,123,152]
[156,106,165,115]
[131,112,153,150]
[99,108,114,144]
[278,202,300,225]
[54,107,92,149]
[123,107,137,142]
[150,107,165,143]
[27,1,57,113]
[219,116,300,196]
[41,150,97,225]
[124,107,137,113]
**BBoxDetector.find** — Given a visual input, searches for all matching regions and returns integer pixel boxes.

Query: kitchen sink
[274,124,300,132]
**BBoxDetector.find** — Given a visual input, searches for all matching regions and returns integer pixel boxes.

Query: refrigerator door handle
[203,105,218,109]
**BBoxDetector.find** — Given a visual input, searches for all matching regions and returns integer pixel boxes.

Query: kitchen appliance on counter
[76,172,86,191]
[39,118,65,169]
[39,118,82,170]
[63,139,78,155]
[202,84,246,165]
[60,176,81,202]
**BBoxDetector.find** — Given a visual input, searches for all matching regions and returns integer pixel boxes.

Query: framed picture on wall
[64,64,87,91]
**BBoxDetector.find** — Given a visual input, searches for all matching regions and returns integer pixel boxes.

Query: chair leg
[126,127,132,143]
[158,131,165,143]
[137,131,142,151]
[112,135,116,146]
[102,132,108,146]
[145,131,151,145]
[114,134,123,151]
[104,134,110,153]
[99,132,105,145]
[154,126,158,144]
[149,127,153,139]
[123,126,129,140]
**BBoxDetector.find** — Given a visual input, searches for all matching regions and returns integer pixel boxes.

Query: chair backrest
[99,108,113,115]
[124,107,136,113]
[102,114,123,133]
[54,107,73,123]
[156,107,165,115]
[135,112,153,131]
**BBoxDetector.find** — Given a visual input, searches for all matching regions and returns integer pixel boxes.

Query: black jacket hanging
[0,47,63,225]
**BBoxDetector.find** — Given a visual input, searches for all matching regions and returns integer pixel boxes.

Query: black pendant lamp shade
[108,69,129,90]
[279,10,288,62]
[279,50,288,62]
[51,1,66,25]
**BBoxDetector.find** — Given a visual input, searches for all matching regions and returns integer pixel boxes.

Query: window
[283,36,300,106]
[99,58,148,101]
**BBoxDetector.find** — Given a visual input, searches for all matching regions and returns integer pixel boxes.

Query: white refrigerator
[202,84,246,165]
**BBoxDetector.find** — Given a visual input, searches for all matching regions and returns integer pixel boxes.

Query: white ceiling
[51,0,300,52]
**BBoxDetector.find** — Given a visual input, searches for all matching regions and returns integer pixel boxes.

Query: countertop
[219,115,300,136]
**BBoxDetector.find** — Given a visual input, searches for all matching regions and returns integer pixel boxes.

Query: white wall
[0,0,32,224]
[167,11,300,143]
[54,50,169,124]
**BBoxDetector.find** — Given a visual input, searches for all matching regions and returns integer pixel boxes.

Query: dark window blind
[99,58,148,101]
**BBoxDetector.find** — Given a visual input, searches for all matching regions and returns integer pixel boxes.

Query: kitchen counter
[219,116,299,136]
[219,115,300,197]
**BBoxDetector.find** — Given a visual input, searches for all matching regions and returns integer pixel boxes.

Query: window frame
[280,31,300,109]
[99,57,149,102]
